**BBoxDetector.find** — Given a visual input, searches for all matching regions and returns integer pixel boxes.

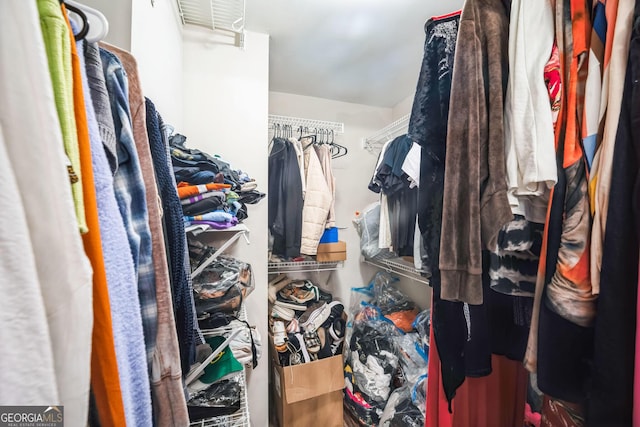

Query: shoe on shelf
[278,284,315,304]
[274,295,308,312]
[271,304,295,321]
[268,275,292,304]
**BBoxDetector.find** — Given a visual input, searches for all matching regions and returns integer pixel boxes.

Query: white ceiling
[245,0,464,108]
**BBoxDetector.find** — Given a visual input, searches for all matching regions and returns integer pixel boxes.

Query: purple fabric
[184,218,238,230]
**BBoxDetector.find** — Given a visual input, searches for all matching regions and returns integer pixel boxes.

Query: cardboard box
[316,241,347,262]
[271,334,345,427]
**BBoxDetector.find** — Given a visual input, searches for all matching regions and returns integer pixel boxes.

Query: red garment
[426,307,528,427]
[425,310,454,427]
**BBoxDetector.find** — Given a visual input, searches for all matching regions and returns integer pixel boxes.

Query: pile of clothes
[170,133,265,231]
[344,272,429,427]
[268,274,346,365]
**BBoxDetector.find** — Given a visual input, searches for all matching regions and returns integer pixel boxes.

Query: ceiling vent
[176,0,245,47]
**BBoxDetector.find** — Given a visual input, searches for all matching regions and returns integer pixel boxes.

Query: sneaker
[298,301,325,325]
[317,286,333,303]
[287,333,311,365]
[286,318,300,334]
[317,317,346,359]
[271,304,295,321]
[274,296,308,312]
[303,329,321,354]
[278,282,316,304]
[301,301,344,332]
[268,275,292,304]
[272,321,286,349]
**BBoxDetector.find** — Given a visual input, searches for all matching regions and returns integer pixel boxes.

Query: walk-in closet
[4,0,640,426]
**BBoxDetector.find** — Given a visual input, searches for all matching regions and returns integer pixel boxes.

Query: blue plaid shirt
[101,49,158,371]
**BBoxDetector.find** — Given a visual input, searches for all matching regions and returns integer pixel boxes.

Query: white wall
[80,0,184,128]
[131,0,184,128]
[392,93,414,120]
[182,30,270,426]
[82,0,132,50]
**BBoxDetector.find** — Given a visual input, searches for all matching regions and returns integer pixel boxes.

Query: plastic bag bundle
[353,202,395,259]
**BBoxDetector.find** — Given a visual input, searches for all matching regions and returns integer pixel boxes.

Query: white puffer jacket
[300,140,332,255]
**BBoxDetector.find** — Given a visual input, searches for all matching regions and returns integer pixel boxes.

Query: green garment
[37,0,87,233]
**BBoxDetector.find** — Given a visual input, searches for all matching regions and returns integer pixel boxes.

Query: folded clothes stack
[170,133,265,232]
[343,272,429,427]
[268,274,346,366]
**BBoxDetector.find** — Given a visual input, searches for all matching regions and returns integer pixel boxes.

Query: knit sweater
[439,0,513,305]
[146,97,197,375]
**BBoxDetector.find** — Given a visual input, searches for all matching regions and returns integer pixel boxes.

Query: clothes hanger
[63,1,109,42]
[60,0,89,41]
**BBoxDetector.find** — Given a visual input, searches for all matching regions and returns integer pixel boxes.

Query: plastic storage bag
[353,202,394,259]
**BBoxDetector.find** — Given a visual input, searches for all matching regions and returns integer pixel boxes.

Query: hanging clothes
[300,137,332,255]
[0,2,58,407]
[37,0,87,232]
[439,0,514,306]
[590,0,633,296]
[524,0,595,418]
[314,144,336,228]
[503,0,556,224]
[99,46,153,427]
[375,135,418,256]
[70,15,143,427]
[588,2,640,424]
[268,137,303,258]
[1,1,94,424]
[146,97,198,376]
[425,299,529,427]
[408,11,474,407]
[83,35,129,427]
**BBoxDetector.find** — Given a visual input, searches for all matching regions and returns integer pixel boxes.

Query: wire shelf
[363,114,410,153]
[268,114,344,134]
[268,260,344,274]
[364,256,430,285]
[189,304,252,427]
[188,368,251,427]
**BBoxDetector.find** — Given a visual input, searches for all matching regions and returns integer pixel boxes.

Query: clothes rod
[363,114,410,152]
[268,114,344,134]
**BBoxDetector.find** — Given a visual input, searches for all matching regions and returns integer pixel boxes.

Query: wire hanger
[65,0,109,43]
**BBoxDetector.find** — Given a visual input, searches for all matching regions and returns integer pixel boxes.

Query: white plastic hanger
[66,0,109,43]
